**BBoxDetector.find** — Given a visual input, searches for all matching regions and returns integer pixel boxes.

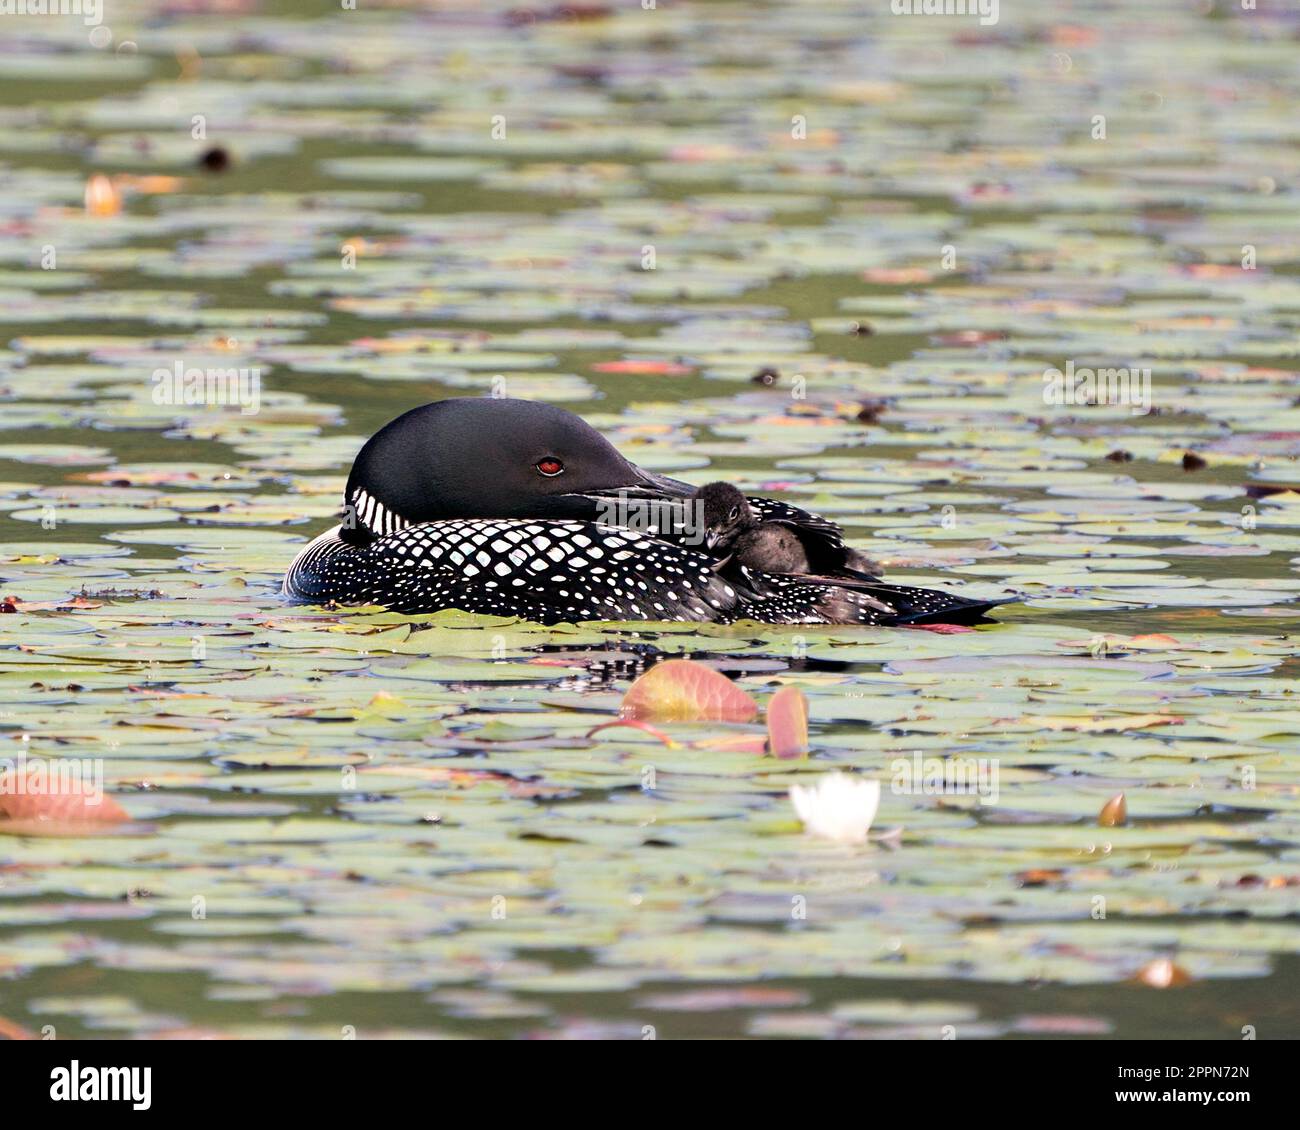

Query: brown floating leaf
[1099,793,1127,827]
[1134,958,1193,988]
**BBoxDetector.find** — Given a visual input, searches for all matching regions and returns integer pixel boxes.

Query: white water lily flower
[789,773,881,844]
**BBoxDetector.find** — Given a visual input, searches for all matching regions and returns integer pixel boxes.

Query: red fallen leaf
[1017,869,1066,887]
[861,267,934,285]
[591,360,694,376]
[1049,24,1099,46]
[621,659,759,723]
[0,773,130,836]
[586,719,681,748]
[766,686,809,759]
[0,1016,35,1041]
[905,622,975,634]
[1128,633,1181,647]
[1182,264,1248,279]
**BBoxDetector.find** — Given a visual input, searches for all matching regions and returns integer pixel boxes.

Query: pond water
[0,1,1298,1039]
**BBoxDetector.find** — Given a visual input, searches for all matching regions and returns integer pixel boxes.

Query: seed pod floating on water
[197,146,231,173]
[1099,792,1127,826]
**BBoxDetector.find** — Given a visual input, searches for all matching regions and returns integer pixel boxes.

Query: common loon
[282,398,1011,625]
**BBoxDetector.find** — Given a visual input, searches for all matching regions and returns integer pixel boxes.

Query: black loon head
[695,481,758,550]
[340,398,694,543]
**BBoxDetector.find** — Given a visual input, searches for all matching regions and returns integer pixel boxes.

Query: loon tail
[838,582,1018,625]
[726,565,1018,626]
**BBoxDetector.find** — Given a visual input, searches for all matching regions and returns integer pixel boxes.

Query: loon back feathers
[284,519,1005,626]
[284,518,743,623]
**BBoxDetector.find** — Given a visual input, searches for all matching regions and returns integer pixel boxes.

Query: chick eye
[728,506,740,521]
[536,457,564,477]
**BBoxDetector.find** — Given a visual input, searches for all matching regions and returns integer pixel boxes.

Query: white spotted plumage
[284,516,1005,625]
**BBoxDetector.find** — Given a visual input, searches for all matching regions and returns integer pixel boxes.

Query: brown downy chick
[695,481,811,573]
[695,481,894,616]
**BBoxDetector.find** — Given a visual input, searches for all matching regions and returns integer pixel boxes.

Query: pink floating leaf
[766,686,809,759]
[620,659,759,723]
[0,772,130,836]
[591,360,694,376]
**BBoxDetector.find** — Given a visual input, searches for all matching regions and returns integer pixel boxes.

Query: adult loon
[282,398,1010,625]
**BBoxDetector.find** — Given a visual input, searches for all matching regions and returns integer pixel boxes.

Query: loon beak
[575,466,695,502]
[554,466,696,532]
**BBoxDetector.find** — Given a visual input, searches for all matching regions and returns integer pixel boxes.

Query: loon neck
[340,484,413,545]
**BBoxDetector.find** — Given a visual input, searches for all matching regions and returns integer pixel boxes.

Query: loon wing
[747,498,881,577]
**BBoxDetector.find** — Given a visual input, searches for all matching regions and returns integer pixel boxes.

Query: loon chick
[695,481,898,617]
[696,481,810,572]
[283,398,1010,625]
[695,480,884,578]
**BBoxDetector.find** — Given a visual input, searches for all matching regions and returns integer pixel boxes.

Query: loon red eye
[536,457,564,477]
